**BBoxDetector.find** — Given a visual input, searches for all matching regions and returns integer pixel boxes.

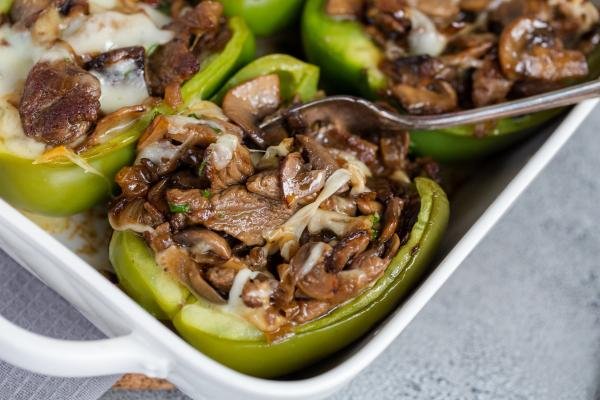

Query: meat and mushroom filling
[0,0,229,155]
[109,75,438,335]
[326,0,600,115]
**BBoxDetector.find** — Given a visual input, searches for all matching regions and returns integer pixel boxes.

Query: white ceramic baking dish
[0,99,595,400]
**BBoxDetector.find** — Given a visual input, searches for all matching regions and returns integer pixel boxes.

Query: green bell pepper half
[301,0,600,162]
[112,177,448,377]
[110,54,320,319]
[0,0,12,13]
[0,16,254,217]
[220,0,304,37]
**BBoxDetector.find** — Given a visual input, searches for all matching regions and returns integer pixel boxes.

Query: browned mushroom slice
[320,195,358,216]
[204,186,295,246]
[280,152,327,207]
[241,274,278,308]
[409,0,460,24]
[459,0,491,12]
[205,266,237,296]
[173,228,232,265]
[19,60,101,146]
[472,57,513,107]
[366,0,411,38]
[145,222,173,253]
[327,230,370,273]
[296,135,339,177]
[157,245,226,304]
[355,192,383,215]
[205,133,255,191]
[246,170,282,200]
[115,165,154,198]
[499,17,589,81]
[378,196,404,243]
[86,46,148,114]
[109,198,164,233]
[379,132,410,172]
[325,0,364,18]
[222,74,282,148]
[489,0,552,30]
[290,242,337,301]
[390,79,458,115]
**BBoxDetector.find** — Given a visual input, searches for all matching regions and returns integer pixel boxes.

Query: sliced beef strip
[146,39,200,96]
[204,186,295,246]
[19,60,101,146]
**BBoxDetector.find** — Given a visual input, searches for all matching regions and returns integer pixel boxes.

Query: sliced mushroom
[205,266,237,296]
[290,242,338,301]
[241,274,278,308]
[390,79,458,114]
[19,60,101,146]
[327,230,370,272]
[320,195,358,216]
[86,46,148,114]
[280,152,327,207]
[355,192,383,215]
[472,56,513,107]
[379,196,404,243]
[173,228,232,265]
[499,17,588,81]
[296,135,339,177]
[246,170,281,200]
[222,74,282,148]
[205,133,255,191]
[109,198,164,233]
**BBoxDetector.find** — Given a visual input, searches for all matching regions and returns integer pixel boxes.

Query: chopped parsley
[370,212,381,241]
[201,189,212,199]
[169,203,190,214]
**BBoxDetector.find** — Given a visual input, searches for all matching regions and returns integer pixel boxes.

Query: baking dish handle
[0,313,170,378]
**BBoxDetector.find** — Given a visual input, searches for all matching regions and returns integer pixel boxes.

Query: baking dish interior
[14,112,561,382]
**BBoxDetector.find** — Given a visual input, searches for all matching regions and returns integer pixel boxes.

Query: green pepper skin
[111,178,448,377]
[175,178,448,378]
[301,0,600,162]
[110,54,320,319]
[220,0,304,36]
[0,17,254,217]
[212,53,320,103]
[302,0,385,98]
[0,0,12,13]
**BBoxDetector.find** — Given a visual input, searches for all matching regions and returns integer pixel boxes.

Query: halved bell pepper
[0,16,254,216]
[301,0,600,162]
[220,0,304,36]
[112,177,448,377]
[109,54,320,319]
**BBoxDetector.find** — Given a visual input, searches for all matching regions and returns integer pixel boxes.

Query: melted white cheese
[299,242,328,278]
[91,58,148,113]
[210,134,239,170]
[0,98,46,158]
[264,168,352,260]
[227,268,259,310]
[61,11,173,55]
[136,140,179,165]
[408,9,447,56]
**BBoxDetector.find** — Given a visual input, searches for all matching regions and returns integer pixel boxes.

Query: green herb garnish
[169,203,190,214]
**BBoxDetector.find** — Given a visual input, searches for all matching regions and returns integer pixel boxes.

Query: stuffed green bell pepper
[108,54,449,377]
[220,0,304,36]
[0,1,254,216]
[302,0,600,162]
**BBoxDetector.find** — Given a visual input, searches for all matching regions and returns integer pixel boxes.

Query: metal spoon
[260,78,600,133]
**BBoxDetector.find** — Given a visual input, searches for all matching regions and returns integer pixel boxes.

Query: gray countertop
[99,106,600,399]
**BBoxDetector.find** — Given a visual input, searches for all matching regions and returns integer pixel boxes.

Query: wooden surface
[113,375,174,390]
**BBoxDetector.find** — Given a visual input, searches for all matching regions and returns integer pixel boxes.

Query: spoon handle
[395,79,600,130]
